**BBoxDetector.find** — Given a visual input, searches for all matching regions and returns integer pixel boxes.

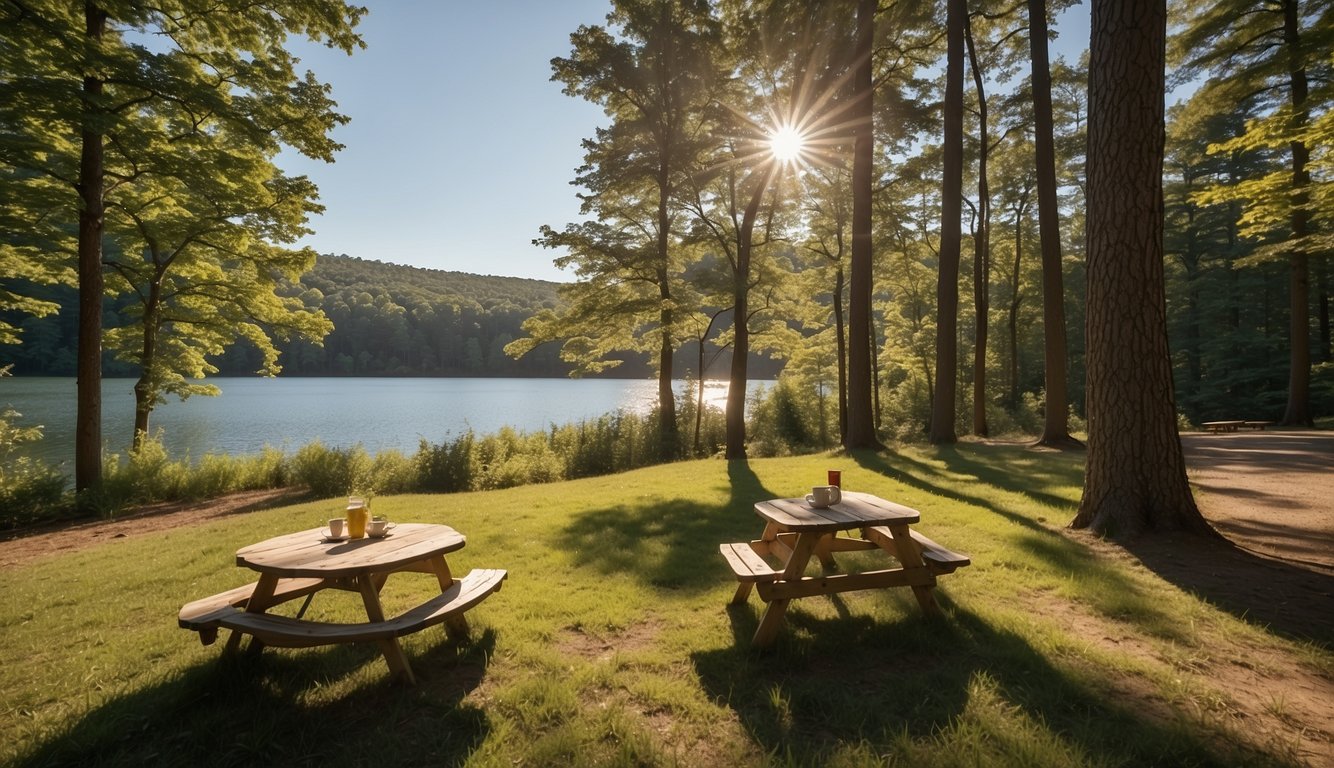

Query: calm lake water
[0,377,765,468]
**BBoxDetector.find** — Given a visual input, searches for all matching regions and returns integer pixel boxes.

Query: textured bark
[930,0,965,445]
[724,163,776,459]
[965,17,990,438]
[75,2,107,494]
[1029,0,1078,448]
[834,263,848,442]
[1072,0,1211,538]
[1278,0,1312,427]
[844,0,882,450]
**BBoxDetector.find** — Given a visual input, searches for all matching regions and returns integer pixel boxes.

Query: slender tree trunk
[834,263,849,443]
[1008,196,1027,407]
[75,2,107,495]
[1279,0,1311,427]
[965,17,990,437]
[725,163,776,459]
[845,0,882,450]
[132,282,163,451]
[1073,0,1210,538]
[931,0,965,445]
[1030,0,1078,448]
[656,160,680,458]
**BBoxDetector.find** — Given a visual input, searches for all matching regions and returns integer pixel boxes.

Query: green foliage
[0,406,67,528]
[289,441,372,499]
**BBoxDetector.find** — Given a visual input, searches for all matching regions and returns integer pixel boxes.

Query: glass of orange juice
[346,496,369,539]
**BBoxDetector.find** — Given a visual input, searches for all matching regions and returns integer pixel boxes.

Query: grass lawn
[2,444,1330,767]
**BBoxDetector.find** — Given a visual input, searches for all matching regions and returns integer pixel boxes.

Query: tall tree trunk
[656,162,680,459]
[75,2,107,495]
[965,17,991,437]
[1029,0,1078,448]
[834,263,849,442]
[1279,0,1311,427]
[845,0,882,450]
[725,164,776,459]
[1008,193,1029,407]
[132,281,162,452]
[931,0,965,445]
[1073,0,1210,538]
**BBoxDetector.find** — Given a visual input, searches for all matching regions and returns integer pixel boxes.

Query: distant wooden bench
[1202,420,1246,433]
[179,577,326,646]
[211,569,506,648]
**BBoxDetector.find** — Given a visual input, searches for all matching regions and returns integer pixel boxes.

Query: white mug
[806,485,841,508]
[327,518,345,538]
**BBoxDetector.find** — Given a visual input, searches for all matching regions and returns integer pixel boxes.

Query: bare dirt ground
[2,433,1331,764]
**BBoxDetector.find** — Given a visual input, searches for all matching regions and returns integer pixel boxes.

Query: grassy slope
[2,444,1328,767]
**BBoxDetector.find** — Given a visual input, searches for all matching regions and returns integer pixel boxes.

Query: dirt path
[1180,430,1333,571]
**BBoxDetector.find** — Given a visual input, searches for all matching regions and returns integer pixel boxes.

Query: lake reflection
[0,377,765,467]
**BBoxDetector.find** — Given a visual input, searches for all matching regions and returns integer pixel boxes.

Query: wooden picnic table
[719,491,969,648]
[179,523,506,684]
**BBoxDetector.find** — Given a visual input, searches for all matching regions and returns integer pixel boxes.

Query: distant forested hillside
[0,254,766,380]
[0,255,575,377]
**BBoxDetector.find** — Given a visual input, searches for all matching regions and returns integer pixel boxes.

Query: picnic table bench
[720,492,970,647]
[179,523,506,685]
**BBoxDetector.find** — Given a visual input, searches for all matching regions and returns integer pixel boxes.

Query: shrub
[413,433,476,493]
[290,441,371,498]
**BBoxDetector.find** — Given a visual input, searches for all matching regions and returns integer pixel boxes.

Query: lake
[0,377,767,468]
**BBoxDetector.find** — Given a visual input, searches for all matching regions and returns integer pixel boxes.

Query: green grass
[2,444,1327,767]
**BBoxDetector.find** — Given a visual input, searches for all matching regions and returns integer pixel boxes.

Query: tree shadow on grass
[695,602,1289,766]
[1118,531,1334,646]
[555,460,779,592]
[16,630,497,768]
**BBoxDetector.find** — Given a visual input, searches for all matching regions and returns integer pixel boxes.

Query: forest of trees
[1,0,1330,521]
[0,254,781,380]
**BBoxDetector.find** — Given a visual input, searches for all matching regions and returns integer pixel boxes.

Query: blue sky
[282,2,1092,283]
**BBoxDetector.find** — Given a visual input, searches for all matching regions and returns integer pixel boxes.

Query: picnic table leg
[426,556,470,641]
[225,573,279,655]
[813,533,837,570]
[357,575,416,684]
[882,524,941,616]
[730,581,755,605]
[752,532,819,648]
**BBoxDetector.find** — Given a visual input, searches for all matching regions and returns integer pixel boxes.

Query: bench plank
[862,527,971,574]
[179,577,326,636]
[214,569,506,648]
[719,542,779,582]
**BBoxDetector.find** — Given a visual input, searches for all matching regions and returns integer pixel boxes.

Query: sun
[768,124,806,162]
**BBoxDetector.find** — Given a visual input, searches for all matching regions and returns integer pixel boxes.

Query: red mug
[827,469,841,488]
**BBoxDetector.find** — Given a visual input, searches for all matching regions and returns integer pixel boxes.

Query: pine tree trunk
[1072,0,1211,538]
[1030,0,1078,448]
[1279,0,1312,427]
[965,17,990,438]
[844,0,882,450]
[75,2,107,495]
[930,0,965,445]
[834,263,849,442]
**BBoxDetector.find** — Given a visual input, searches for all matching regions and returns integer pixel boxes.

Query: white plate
[321,535,349,543]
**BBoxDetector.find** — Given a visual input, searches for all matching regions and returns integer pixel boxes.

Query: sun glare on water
[769,125,806,162]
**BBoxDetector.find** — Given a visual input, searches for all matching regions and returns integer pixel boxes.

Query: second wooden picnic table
[720,491,970,647]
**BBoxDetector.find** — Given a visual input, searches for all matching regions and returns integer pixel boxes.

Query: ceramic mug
[806,485,842,508]
[368,519,391,537]
[327,518,345,538]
